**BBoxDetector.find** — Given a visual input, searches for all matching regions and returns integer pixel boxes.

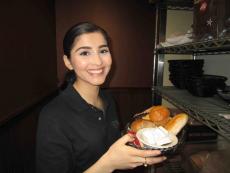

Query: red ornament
[200,1,207,12]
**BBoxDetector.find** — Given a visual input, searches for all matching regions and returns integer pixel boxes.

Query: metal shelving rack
[150,1,230,173]
[152,0,194,106]
[153,86,230,141]
[152,0,230,141]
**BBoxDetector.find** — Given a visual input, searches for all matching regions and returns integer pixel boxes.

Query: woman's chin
[87,77,107,86]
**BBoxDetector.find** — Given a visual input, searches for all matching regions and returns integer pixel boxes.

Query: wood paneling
[0,92,58,173]
[0,0,57,124]
[108,88,152,129]
[0,104,40,173]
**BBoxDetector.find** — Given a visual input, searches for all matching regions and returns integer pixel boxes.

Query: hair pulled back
[63,22,111,58]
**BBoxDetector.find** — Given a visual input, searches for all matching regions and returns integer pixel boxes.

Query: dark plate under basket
[125,114,187,156]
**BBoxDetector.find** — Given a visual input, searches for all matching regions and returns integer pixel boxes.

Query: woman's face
[64,32,112,86]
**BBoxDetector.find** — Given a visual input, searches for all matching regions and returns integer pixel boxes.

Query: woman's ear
[63,55,73,70]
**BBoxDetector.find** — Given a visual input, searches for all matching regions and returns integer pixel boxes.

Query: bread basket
[125,113,187,155]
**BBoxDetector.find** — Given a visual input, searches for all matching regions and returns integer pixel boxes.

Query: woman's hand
[101,133,167,172]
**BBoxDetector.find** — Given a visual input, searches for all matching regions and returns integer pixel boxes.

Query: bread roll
[134,106,154,119]
[130,119,156,132]
[164,113,188,135]
[142,113,150,120]
[143,106,155,113]
[149,105,170,126]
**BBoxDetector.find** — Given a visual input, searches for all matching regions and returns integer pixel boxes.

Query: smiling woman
[36,22,166,173]
[63,32,112,89]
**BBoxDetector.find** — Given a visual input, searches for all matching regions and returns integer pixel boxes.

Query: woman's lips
[88,68,104,74]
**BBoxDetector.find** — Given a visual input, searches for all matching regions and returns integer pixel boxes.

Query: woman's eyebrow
[75,44,108,52]
[99,44,108,48]
[75,46,91,52]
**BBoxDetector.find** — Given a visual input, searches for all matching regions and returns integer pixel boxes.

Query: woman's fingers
[118,135,161,158]
[127,148,167,166]
[142,150,162,157]
[116,133,135,145]
[146,155,167,165]
[131,154,166,167]
[107,135,167,170]
[126,147,166,165]
[128,147,162,158]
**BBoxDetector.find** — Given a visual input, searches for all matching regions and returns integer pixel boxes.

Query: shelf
[153,86,230,141]
[157,37,230,55]
[149,0,194,10]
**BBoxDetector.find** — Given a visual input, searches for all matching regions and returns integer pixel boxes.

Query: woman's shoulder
[39,94,67,120]
[39,85,76,118]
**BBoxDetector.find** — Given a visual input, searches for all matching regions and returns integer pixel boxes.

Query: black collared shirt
[36,85,121,173]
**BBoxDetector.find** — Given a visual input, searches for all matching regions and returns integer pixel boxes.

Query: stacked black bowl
[168,59,204,89]
[187,75,227,97]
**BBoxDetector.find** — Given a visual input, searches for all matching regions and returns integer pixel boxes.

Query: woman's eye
[100,49,109,54]
[79,51,90,56]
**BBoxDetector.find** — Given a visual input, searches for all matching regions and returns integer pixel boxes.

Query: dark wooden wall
[109,88,152,129]
[0,0,57,124]
[0,104,42,173]
[0,93,57,173]
[0,0,57,172]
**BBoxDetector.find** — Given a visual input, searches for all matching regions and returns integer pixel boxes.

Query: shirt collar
[60,84,109,112]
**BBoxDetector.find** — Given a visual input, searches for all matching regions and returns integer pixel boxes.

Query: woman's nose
[92,53,103,65]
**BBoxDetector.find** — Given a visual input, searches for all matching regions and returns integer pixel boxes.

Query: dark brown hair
[63,22,111,58]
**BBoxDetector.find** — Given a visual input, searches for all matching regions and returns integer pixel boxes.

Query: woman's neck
[73,80,100,107]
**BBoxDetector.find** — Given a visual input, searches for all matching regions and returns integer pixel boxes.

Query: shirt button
[98,117,102,121]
